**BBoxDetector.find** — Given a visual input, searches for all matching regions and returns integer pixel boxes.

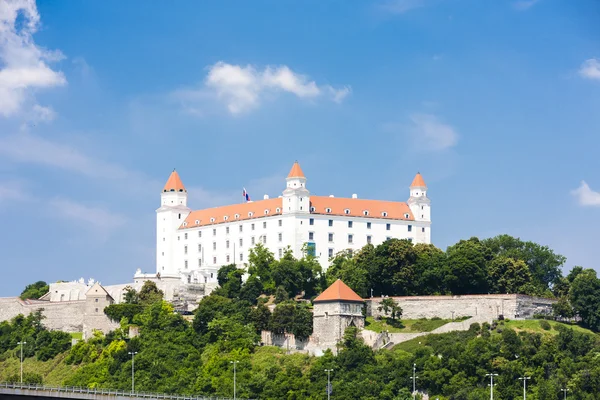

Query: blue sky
[0,0,599,296]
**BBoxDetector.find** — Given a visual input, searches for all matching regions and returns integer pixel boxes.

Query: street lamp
[518,376,531,400]
[128,352,138,392]
[486,373,498,400]
[17,341,26,384]
[324,369,333,400]
[412,363,419,400]
[561,388,569,400]
[230,360,239,400]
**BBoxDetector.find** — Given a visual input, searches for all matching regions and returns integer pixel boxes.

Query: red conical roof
[287,161,305,178]
[410,172,427,188]
[163,170,186,192]
[314,279,363,302]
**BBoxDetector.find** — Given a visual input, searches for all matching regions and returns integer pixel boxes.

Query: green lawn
[70,332,83,340]
[502,319,597,336]
[364,317,453,333]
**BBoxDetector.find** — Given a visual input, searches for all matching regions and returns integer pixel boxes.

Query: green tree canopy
[20,281,49,300]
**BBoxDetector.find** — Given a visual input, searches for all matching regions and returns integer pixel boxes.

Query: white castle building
[149,162,431,285]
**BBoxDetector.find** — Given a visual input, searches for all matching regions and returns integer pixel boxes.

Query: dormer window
[310,207,316,212]
[195,220,199,224]
[382,212,388,217]
[404,213,410,218]
[234,214,240,219]
[223,216,228,221]
[264,209,270,215]
[182,222,187,226]
[326,208,332,213]
[363,210,369,216]
[276,207,281,213]
[248,212,254,217]
[210,217,215,223]
[344,209,350,215]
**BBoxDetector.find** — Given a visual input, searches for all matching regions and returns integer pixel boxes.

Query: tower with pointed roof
[312,279,365,349]
[408,172,431,243]
[283,161,310,215]
[157,170,191,278]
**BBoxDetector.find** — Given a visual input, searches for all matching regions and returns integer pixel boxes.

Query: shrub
[539,320,552,331]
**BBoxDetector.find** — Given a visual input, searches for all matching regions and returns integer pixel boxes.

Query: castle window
[278,219,282,227]
[251,236,255,245]
[210,218,215,223]
[240,253,243,261]
[422,227,425,233]
[183,222,187,227]
[264,209,269,215]
[421,206,424,210]
[226,255,230,263]
[404,213,410,218]
[386,223,391,231]
[251,223,255,230]
[326,208,332,213]
[367,222,371,229]
[184,260,188,269]
[178,213,181,219]
[95,298,98,303]
[328,220,333,227]
[276,208,281,213]
[386,236,391,240]
[195,220,199,224]
[226,240,230,249]
[328,233,334,242]
[367,235,372,244]
[213,242,216,250]
[213,228,216,236]
[309,232,314,240]
[224,216,228,221]
[278,233,282,242]
[344,209,350,214]
[310,218,314,225]
[95,308,98,313]
[278,248,283,258]
[184,233,188,239]
[408,238,413,243]
[328,248,334,257]
[408,225,412,232]
[262,235,267,244]
[248,212,254,217]
[310,207,315,212]
[382,212,388,217]
[235,214,240,219]
[178,236,180,241]
[184,245,188,254]
[239,238,243,247]
[348,234,353,244]
[363,210,369,216]
[226,227,230,234]
[198,259,201,267]
[213,257,217,264]
[198,244,201,252]
[198,231,201,237]
[348,221,353,228]
[263,221,267,229]
[239,225,243,232]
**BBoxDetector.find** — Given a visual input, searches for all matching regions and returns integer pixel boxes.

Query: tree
[215,265,243,299]
[239,275,263,305]
[20,281,49,300]
[487,256,534,294]
[377,297,403,321]
[138,281,164,306]
[444,238,491,295]
[552,297,574,320]
[326,250,369,298]
[123,286,139,304]
[249,303,271,332]
[569,269,600,331]
[247,243,276,293]
[270,302,313,340]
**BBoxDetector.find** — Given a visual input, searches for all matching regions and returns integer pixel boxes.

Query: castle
[140,161,431,286]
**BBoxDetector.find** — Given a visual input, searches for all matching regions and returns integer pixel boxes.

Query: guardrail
[0,382,246,399]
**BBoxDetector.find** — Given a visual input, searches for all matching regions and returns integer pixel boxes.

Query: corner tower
[156,170,191,278]
[282,161,310,214]
[408,172,431,242]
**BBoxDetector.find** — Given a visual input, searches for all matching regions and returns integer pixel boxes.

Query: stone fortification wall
[260,331,310,351]
[366,294,555,321]
[0,297,85,332]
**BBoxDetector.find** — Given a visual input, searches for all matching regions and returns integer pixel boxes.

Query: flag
[242,188,250,202]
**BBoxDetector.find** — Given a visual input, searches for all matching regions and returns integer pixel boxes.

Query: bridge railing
[0,382,244,399]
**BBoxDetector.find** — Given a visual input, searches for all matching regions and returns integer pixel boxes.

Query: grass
[0,351,80,385]
[364,317,453,333]
[70,332,83,340]
[501,319,597,336]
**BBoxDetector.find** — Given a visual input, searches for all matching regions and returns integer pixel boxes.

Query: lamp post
[17,341,26,384]
[230,360,239,400]
[518,376,530,400]
[561,388,569,400]
[486,373,498,400]
[128,352,138,392]
[324,369,333,400]
[412,363,419,400]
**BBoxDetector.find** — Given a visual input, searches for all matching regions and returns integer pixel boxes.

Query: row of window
[182,220,283,239]
[182,233,284,255]
[309,219,418,231]
[183,210,284,227]
[310,207,404,218]
[184,246,291,268]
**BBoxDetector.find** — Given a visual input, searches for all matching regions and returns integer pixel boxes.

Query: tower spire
[410,172,427,188]
[287,161,305,179]
[163,170,186,192]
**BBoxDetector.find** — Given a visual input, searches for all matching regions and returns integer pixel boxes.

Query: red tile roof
[314,279,363,302]
[287,161,305,178]
[410,172,426,188]
[163,170,186,192]
[310,196,413,220]
[181,198,283,228]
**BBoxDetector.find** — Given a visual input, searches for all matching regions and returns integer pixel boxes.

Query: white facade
[155,163,432,284]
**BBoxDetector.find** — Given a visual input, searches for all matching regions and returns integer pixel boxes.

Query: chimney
[263,194,269,200]
[329,195,334,198]
[352,194,358,199]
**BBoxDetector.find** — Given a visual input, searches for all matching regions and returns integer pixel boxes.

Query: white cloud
[578,58,600,81]
[513,0,540,11]
[0,180,28,202]
[49,198,127,231]
[31,104,55,121]
[409,113,458,151]
[571,181,600,207]
[380,0,426,14]
[174,61,350,115]
[0,0,66,117]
